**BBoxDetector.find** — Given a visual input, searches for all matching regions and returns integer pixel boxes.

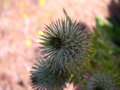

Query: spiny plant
[92,16,120,72]
[90,17,120,89]
[89,15,120,89]
[30,9,91,90]
[30,8,120,90]
[30,57,70,90]
[39,9,91,71]
[87,73,115,90]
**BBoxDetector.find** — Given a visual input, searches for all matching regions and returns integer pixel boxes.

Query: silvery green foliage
[30,10,91,90]
[87,73,115,90]
[40,10,90,70]
[30,58,69,90]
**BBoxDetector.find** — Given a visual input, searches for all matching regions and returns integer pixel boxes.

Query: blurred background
[0,0,119,90]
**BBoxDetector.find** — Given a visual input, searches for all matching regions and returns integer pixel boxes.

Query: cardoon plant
[30,9,91,90]
[39,9,90,70]
[30,57,69,90]
[29,9,120,90]
[87,73,115,90]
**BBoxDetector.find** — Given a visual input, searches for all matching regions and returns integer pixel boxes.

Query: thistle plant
[30,57,70,90]
[87,73,115,90]
[29,8,120,90]
[40,9,90,70]
[30,9,91,90]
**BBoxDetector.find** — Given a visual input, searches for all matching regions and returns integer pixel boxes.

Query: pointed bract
[87,73,115,90]
[39,11,90,70]
[30,58,69,90]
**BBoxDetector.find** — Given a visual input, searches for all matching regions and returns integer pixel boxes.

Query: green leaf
[96,16,106,27]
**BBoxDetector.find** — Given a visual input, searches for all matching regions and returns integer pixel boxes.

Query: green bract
[87,73,115,90]
[30,9,91,90]
[30,58,69,90]
[40,11,90,70]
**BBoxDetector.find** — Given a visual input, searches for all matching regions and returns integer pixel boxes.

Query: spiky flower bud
[30,58,70,90]
[87,73,115,90]
[40,10,90,70]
